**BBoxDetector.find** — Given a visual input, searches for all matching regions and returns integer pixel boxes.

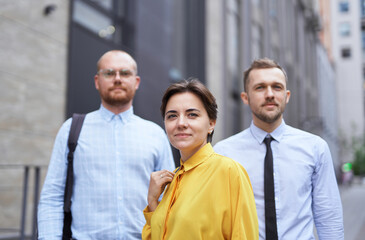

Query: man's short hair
[243,58,288,92]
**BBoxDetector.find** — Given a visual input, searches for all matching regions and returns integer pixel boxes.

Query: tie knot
[264,136,273,146]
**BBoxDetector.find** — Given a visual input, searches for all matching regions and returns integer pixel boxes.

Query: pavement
[340,178,365,240]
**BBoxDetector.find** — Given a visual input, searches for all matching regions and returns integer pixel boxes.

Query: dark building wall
[133,0,205,126]
[133,0,173,126]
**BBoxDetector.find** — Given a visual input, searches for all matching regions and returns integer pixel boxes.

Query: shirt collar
[99,104,134,123]
[249,120,287,144]
[179,143,214,172]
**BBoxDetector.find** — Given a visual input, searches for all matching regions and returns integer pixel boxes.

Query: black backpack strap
[63,113,85,240]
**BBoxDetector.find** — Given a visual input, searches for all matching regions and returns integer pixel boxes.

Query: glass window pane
[90,0,113,10]
[339,22,351,36]
[339,1,349,13]
[73,0,115,40]
[341,48,351,58]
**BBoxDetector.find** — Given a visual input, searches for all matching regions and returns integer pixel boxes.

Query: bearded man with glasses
[38,50,175,240]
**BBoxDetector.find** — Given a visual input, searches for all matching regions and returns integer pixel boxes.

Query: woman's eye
[188,113,198,117]
[166,114,177,119]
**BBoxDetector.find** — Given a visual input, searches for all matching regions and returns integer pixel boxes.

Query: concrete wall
[0,0,69,235]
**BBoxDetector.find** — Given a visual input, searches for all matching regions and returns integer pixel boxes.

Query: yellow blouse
[142,143,258,240]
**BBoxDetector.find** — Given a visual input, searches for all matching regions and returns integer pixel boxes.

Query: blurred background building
[329,0,364,164]
[0,0,364,239]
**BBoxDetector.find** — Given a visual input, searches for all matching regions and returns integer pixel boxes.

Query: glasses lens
[119,69,133,77]
[100,69,116,78]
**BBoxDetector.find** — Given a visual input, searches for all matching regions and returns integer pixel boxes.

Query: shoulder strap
[64,113,86,211]
[62,113,85,240]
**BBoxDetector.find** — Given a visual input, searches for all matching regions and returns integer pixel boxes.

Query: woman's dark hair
[160,78,218,142]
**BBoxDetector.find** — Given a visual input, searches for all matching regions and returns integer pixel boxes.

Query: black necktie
[264,136,278,240]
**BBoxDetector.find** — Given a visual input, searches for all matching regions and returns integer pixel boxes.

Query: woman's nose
[177,116,187,128]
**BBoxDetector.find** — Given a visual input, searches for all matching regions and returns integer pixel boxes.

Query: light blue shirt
[38,105,175,240]
[214,121,344,240]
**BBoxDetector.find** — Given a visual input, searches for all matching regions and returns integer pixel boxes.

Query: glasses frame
[98,68,136,80]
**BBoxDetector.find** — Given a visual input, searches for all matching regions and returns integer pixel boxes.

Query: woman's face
[164,92,215,162]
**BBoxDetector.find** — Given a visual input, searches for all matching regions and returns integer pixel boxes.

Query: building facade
[330,0,364,162]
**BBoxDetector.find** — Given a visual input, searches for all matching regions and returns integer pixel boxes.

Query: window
[72,0,127,44]
[341,48,351,58]
[339,22,351,37]
[90,0,113,10]
[74,1,113,39]
[339,1,349,13]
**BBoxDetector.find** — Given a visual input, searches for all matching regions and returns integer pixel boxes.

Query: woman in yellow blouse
[142,79,258,239]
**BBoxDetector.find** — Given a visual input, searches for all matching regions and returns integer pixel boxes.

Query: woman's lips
[174,133,191,138]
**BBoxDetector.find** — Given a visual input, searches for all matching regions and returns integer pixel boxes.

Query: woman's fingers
[147,170,175,212]
[157,170,174,182]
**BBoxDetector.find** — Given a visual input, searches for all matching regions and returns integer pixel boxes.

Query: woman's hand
[147,170,175,212]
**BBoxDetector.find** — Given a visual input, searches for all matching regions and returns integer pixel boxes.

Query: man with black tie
[214,58,344,240]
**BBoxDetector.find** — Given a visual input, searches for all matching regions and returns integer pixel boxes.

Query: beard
[251,100,286,124]
[253,109,282,123]
[99,84,136,107]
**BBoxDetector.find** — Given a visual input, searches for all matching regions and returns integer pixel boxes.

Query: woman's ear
[209,119,216,133]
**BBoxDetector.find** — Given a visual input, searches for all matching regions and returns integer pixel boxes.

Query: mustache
[109,82,125,91]
[261,100,278,107]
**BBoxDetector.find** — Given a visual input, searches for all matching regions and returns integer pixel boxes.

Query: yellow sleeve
[142,206,153,240]
[230,163,259,240]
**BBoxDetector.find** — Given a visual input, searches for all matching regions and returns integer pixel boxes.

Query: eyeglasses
[98,69,135,79]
